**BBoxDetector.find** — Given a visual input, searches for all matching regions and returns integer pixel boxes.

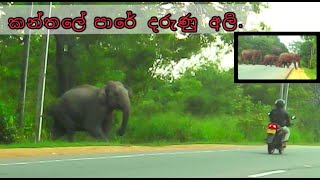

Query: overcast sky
[278,36,302,49]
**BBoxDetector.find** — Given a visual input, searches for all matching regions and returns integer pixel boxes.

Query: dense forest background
[0,2,319,145]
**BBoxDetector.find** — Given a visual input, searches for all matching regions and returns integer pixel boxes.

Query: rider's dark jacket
[268,108,291,127]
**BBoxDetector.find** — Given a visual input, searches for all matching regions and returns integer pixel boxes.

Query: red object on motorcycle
[267,123,278,130]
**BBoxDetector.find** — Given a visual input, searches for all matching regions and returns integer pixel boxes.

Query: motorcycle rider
[268,99,292,148]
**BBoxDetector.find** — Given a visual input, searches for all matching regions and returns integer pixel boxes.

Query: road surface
[238,64,294,80]
[0,145,319,178]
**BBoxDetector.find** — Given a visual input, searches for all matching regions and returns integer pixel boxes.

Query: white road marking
[304,165,312,168]
[248,170,287,178]
[0,149,241,166]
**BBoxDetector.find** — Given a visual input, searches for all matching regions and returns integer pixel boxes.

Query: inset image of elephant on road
[48,81,132,142]
[237,34,317,80]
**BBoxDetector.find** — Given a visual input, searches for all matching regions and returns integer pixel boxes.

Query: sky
[278,36,302,49]
[164,2,317,77]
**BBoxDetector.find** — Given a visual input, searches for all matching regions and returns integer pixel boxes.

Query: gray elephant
[49,81,132,142]
[240,49,262,65]
[278,52,301,69]
[262,54,279,67]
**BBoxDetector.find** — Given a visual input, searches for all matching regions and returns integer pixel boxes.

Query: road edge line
[285,68,294,79]
[248,170,287,178]
[0,149,242,166]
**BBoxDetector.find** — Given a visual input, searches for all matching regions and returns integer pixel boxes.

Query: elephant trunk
[118,98,131,136]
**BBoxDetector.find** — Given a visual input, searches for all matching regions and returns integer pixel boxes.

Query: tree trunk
[310,46,314,69]
[35,34,50,142]
[16,2,32,130]
[17,34,31,129]
[54,35,75,96]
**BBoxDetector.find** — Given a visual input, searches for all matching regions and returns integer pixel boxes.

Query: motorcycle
[266,114,296,154]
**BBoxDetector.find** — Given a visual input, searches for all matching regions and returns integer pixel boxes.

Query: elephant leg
[102,112,114,139]
[66,130,75,142]
[87,126,107,141]
[58,113,76,142]
[52,121,65,140]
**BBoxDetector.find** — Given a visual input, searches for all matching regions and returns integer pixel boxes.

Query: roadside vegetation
[303,68,317,80]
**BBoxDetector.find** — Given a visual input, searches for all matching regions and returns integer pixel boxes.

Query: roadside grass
[1,112,319,149]
[303,68,317,79]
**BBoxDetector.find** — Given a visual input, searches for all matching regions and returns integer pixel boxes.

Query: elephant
[239,49,262,65]
[277,52,301,69]
[49,81,132,142]
[262,54,279,67]
[272,46,284,56]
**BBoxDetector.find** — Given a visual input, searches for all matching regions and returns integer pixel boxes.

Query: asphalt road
[0,145,319,178]
[238,64,294,80]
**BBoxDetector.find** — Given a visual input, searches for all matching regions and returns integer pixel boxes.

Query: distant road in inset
[238,64,294,80]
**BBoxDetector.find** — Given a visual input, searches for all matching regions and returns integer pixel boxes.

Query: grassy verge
[303,68,317,79]
[1,112,319,149]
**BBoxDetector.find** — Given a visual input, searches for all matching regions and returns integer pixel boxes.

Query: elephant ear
[97,81,115,104]
[123,84,133,99]
[97,87,107,105]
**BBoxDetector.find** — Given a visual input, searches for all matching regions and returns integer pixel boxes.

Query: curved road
[0,145,319,178]
[238,64,294,80]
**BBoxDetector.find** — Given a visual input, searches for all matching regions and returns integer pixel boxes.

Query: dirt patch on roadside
[0,144,260,159]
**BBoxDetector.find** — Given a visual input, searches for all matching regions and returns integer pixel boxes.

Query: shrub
[0,101,17,144]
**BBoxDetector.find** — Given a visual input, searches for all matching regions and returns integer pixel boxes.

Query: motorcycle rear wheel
[268,143,275,154]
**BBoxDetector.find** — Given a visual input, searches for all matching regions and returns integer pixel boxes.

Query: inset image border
[234,31,319,83]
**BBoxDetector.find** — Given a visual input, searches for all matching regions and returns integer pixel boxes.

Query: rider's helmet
[275,99,285,109]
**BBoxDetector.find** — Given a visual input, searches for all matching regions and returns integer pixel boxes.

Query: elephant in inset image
[278,52,301,69]
[262,54,279,67]
[240,49,262,65]
[272,46,284,56]
[49,81,132,142]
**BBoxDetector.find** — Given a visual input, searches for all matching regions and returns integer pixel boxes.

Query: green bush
[184,95,210,116]
[0,101,17,144]
[121,112,247,144]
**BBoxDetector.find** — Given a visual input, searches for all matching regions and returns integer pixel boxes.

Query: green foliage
[123,112,245,144]
[303,68,317,80]
[290,36,317,69]
[0,101,17,144]
[236,102,270,141]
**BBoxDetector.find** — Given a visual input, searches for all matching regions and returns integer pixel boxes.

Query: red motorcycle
[266,114,296,154]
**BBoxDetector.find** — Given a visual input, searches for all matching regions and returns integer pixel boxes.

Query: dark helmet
[275,99,285,109]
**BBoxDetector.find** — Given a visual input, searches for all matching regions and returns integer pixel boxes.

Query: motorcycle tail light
[268,123,278,129]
